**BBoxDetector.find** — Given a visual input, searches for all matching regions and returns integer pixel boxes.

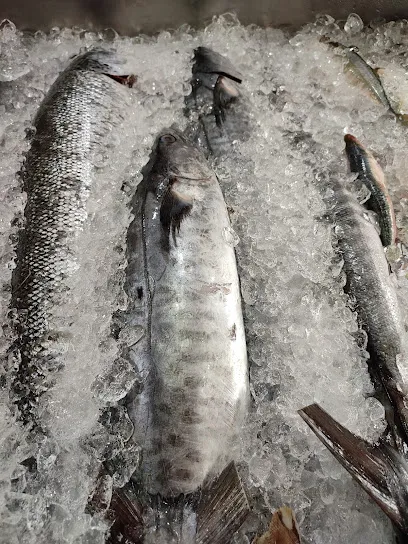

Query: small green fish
[344,133,397,246]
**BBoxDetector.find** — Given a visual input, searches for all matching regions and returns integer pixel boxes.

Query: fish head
[68,48,137,85]
[149,128,213,183]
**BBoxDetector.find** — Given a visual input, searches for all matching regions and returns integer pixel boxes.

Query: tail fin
[254,506,301,544]
[97,461,249,543]
[298,403,408,533]
[196,461,250,544]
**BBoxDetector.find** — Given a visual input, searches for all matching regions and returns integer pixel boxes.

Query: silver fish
[329,178,408,442]
[298,175,408,538]
[114,129,249,543]
[185,47,252,156]
[324,40,395,113]
[11,49,133,427]
[344,133,397,247]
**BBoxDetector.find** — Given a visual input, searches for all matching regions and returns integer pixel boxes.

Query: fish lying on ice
[11,49,134,428]
[328,159,407,446]
[109,128,249,543]
[185,46,252,156]
[322,39,407,121]
[344,133,397,247]
[298,137,408,538]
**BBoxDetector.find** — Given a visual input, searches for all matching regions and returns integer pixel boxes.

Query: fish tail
[99,461,249,543]
[298,403,408,533]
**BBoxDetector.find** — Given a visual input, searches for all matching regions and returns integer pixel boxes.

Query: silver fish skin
[125,129,248,498]
[12,49,132,426]
[330,179,408,443]
[344,133,397,247]
[185,47,252,157]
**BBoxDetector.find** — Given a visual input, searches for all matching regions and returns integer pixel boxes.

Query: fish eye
[160,134,177,144]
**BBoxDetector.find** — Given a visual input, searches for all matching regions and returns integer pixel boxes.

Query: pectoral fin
[160,182,193,246]
[196,461,250,544]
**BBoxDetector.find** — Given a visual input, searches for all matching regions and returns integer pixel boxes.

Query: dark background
[0,0,405,35]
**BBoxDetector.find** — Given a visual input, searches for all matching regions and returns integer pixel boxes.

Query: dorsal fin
[193,47,243,83]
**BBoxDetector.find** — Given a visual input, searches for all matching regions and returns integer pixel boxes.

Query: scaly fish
[11,49,134,427]
[110,129,249,543]
[185,46,251,156]
[327,175,408,446]
[323,40,399,116]
[344,134,397,246]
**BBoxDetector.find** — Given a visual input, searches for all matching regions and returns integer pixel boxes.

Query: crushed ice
[2,12,408,544]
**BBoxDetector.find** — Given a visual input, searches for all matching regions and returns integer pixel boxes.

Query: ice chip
[344,13,364,35]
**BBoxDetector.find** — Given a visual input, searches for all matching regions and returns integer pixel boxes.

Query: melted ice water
[2,13,408,544]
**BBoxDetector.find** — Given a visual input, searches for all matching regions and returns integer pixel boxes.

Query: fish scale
[11,49,130,427]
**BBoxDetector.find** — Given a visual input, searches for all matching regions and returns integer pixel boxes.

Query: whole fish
[185,46,252,156]
[298,166,408,539]
[323,39,403,119]
[111,128,249,543]
[328,176,408,445]
[11,49,134,427]
[344,134,397,246]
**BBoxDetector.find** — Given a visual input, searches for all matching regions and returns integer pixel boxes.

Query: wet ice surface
[1,12,408,544]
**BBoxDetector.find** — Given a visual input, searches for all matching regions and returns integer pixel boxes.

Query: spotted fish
[110,128,249,543]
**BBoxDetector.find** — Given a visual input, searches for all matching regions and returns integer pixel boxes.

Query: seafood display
[4,11,408,544]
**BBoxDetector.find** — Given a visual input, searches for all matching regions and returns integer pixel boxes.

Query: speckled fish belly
[11,49,132,428]
[116,128,249,543]
[344,133,397,247]
[185,46,252,156]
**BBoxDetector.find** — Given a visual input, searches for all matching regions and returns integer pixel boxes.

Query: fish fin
[86,467,113,516]
[298,403,405,530]
[253,506,301,544]
[106,487,144,544]
[193,46,243,83]
[105,73,137,87]
[160,183,193,245]
[196,461,250,544]
[214,75,240,128]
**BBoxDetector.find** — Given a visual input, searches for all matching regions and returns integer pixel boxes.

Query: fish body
[329,178,408,443]
[344,134,397,246]
[324,40,396,113]
[185,47,251,156]
[12,49,131,426]
[117,129,249,542]
[126,128,248,495]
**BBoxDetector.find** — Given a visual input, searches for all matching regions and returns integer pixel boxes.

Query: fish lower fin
[196,461,250,544]
[253,506,301,544]
[298,403,408,532]
[106,487,144,544]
